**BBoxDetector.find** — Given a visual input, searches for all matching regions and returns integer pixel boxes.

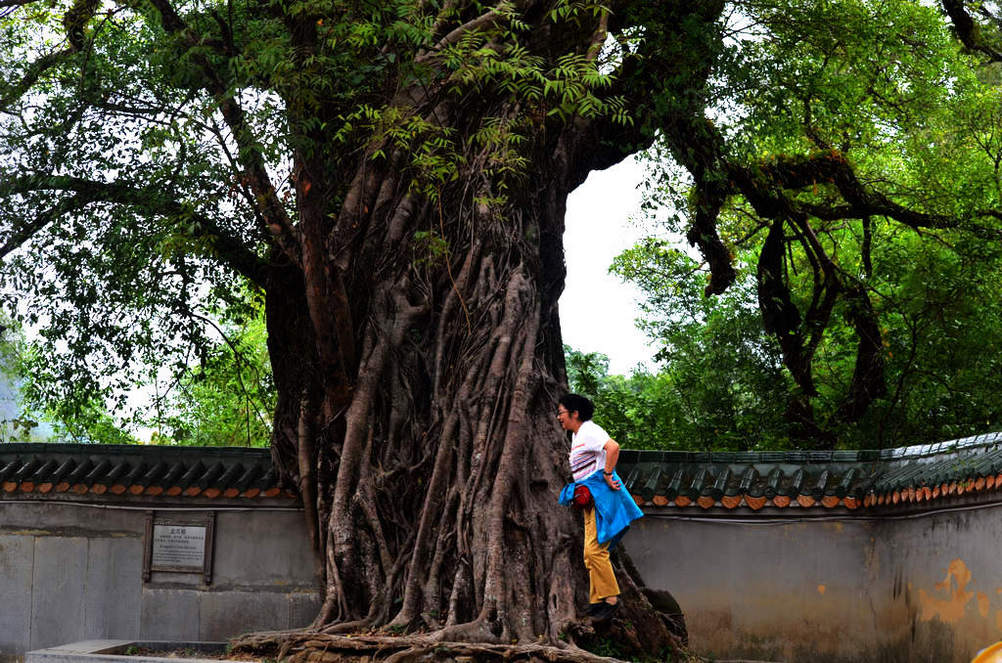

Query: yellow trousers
[583,506,620,603]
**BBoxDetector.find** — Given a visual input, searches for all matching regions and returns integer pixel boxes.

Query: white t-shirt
[569,420,611,481]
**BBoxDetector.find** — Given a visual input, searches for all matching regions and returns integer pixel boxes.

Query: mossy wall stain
[918,558,974,623]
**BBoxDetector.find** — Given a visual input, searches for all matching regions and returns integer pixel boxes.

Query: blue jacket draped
[558,469,644,548]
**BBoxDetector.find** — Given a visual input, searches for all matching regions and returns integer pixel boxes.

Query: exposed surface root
[233,632,616,663]
[230,620,701,663]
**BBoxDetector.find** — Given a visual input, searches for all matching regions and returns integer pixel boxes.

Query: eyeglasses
[556,409,569,417]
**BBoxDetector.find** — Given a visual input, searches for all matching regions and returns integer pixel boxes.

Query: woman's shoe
[591,600,620,622]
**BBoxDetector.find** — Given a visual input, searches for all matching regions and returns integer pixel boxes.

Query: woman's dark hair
[559,393,594,422]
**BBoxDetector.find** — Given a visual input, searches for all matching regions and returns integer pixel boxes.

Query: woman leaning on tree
[557,393,643,622]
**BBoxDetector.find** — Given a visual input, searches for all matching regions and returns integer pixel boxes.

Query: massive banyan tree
[3,0,1000,658]
[252,2,713,656]
[2,0,710,657]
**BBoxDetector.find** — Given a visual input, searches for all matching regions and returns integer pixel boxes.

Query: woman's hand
[604,472,621,491]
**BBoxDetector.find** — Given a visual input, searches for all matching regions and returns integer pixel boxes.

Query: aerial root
[228,631,648,663]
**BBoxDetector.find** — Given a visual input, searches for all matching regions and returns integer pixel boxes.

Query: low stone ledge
[27,641,231,663]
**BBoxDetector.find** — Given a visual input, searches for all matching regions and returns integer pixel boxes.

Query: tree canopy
[6,0,1002,450]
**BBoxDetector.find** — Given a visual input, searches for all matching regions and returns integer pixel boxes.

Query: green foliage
[566,333,788,452]
[2,288,272,447]
[581,634,626,660]
[605,0,1002,450]
[411,230,451,267]
[45,399,139,445]
[142,294,275,447]
[4,0,1002,454]
[0,416,39,443]
[1,319,132,444]
[613,225,1002,450]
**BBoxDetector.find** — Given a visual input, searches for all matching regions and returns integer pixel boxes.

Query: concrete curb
[26,641,234,663]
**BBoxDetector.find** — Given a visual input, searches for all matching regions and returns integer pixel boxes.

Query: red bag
[573,484,593,509]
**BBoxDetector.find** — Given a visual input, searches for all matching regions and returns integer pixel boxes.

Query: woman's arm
[603,439,621,490]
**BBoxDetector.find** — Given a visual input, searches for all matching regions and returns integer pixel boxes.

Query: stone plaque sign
[143,512,215,583]
[152,525,206,568]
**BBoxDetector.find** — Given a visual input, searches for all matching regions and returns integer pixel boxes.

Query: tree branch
[789,214,840,362]
[0,175,269,285]
[416,7,504,63]
[584,6,610,62]
[837,284,887,422]
[62,0,100,51]
[1,47,75,112]
[941,0,1002,62]
[0,0,38,9]
[724,151,996,235]
[756,218,815,395]
[0,194,88,260]
[145,0,301,265]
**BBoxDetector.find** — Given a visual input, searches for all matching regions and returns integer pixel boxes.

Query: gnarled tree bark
[246,119,687,658]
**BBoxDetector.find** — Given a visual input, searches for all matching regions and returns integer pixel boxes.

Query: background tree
[0,320,44,443]
[0,318,128,443]
[614,0,1002,448]
[565,342,788,452]
[610,233,1002,450]
[4,0,1002,659]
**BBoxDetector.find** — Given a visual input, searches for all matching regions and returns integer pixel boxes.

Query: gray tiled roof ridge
[0,442,271,459]
[0,442,281,501]
[616,431,1002,511]
[620,430,1002,466]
